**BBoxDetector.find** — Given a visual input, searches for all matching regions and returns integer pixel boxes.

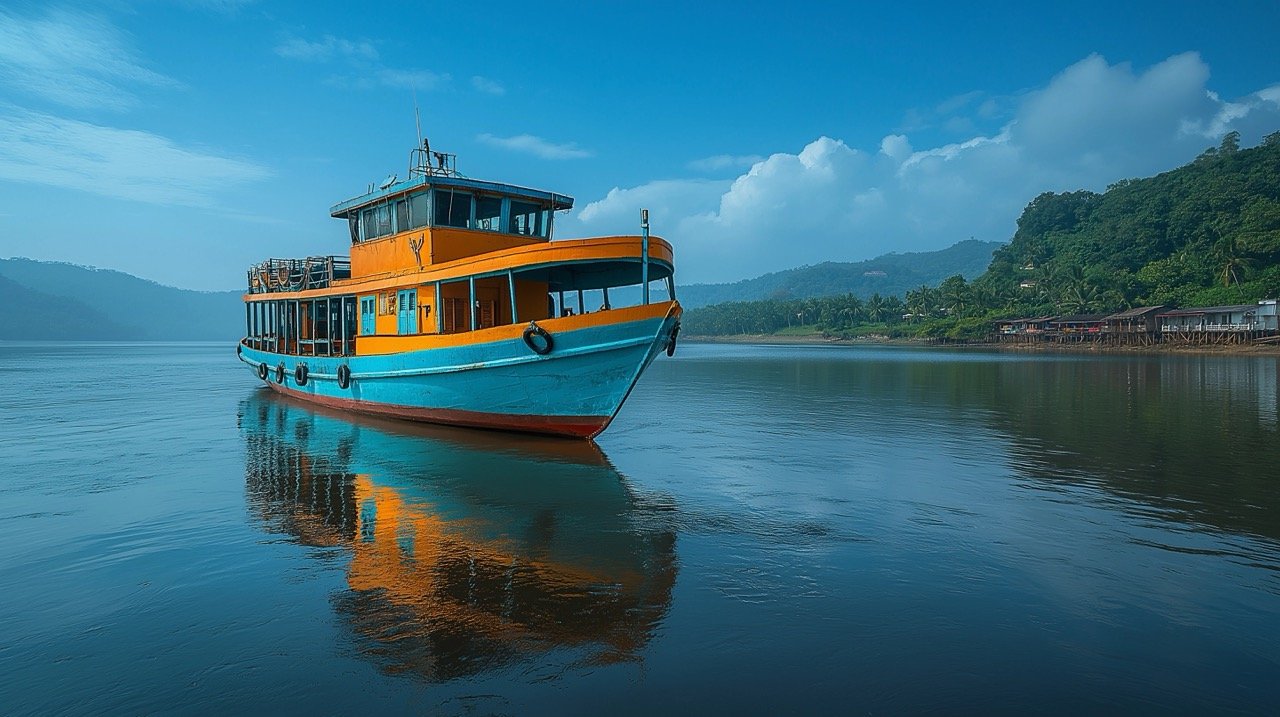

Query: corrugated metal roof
[1159,304,1258,317]
[1105,306,1165,320]
[1051,314,1108,323]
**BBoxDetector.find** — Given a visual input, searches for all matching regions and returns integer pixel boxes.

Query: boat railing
[409,141,457,178]
[247,256,351,293]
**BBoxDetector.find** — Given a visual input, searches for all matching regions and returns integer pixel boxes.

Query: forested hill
[0,259,243,341]
[982,130,1280,311]
[677,239,1001,309]
[684,131,1280,338]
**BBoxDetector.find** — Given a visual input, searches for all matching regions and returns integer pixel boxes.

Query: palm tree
[866,293,886,324]
[1215,234,1254,289]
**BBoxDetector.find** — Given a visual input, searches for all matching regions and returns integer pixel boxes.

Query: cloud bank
[477,133,592,159]
[0,108,271,206]
[564,52,1280,284]
[0,8,178,111]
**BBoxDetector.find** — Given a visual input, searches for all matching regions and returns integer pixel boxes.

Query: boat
[237,142,681,438]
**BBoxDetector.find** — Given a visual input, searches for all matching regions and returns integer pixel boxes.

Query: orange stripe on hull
[265,382,610,439]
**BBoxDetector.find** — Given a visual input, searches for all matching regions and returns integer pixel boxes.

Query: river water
[1,341,1278,715]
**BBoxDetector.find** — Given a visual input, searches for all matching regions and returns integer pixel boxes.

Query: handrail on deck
[247,256,351,293]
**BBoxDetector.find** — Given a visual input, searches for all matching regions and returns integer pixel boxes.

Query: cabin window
[375,204,392,237]
[378,293,388,315]
[475,195,502,231]
[408,191,429,229]
[433,189,473,228]
[509,200,543,236]
[394,199,408,233]
[361,209,376,241]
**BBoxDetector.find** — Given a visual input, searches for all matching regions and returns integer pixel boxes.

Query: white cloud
[879,135,912,162]
[471,76,505,95]
[577,179,732,228]
[274,34,378,62]
[0,108,271,206]
[0,8,179,111]
[476,133,592,159]
[687,154,765,173]
[563,53,1280,284]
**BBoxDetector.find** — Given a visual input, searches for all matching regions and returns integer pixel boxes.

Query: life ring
[257,362,268,380]
[522,322,553,355]
[666,322,680,357]
[295,363,309,386]
[275,363,286,384]
[337,364,351,389]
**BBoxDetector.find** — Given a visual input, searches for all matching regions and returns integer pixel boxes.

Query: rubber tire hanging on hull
[294,364,308,387]
[336,364,351,389]
[523,322,554,355]
[257,362,269,381]
[275,363,286,384]
[666,322,680,357]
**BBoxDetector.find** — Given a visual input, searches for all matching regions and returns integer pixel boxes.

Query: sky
[0,1,1278,291]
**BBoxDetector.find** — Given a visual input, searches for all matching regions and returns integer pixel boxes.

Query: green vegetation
[685,131,1280,340]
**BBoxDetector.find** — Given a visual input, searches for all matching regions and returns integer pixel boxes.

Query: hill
[675,239,1002,309]
[683,130,1280,338]
[980,130,1280,312]
[0,274,143,340]
[0,259,243,341]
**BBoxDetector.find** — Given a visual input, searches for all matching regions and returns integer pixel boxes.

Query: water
[2,341,1278,715]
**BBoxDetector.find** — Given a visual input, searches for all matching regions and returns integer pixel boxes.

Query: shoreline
[685,333,1280,355]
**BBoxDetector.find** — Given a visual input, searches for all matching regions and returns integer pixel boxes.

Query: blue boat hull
[237,305,680,438]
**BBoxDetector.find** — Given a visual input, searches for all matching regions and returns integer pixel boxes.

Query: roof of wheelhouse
[329,173,574,218]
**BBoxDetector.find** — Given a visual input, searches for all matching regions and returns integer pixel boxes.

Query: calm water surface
[1,341,1278,714]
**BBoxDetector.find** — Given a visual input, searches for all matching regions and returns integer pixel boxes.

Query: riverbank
[685,333,1280,355]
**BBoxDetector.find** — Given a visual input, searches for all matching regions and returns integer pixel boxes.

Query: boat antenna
[412,88,424,150]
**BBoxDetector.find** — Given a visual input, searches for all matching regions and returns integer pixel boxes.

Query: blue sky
[1,1,1278,290]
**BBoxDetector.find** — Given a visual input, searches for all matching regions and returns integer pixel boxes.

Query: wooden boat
[237,143,680,438]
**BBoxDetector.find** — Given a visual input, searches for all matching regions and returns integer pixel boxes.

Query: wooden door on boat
[397,289,418,334]
[360,297,376,335]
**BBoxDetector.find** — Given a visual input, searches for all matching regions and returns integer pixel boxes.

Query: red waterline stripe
[264,382,609,439]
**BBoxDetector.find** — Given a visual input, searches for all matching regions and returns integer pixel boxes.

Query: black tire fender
[275,363,286,384]
[295,363,309,386]
[257,362,269,380]
[666,322,681,357]
[337,364,351,389]
[522,322,553,355]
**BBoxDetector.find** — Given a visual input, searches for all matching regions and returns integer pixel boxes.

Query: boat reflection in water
[238,390,677,681]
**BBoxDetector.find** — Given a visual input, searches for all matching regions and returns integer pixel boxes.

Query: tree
[1220,130,1241,154]
[1214,234,1254,289]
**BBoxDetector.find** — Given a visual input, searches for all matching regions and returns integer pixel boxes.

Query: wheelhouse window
[509,200,543,236]
[375,204,392,236]
[394,199,408,233]
[475,195,502,231]
[434,189,473,228]
[408,192,429,229]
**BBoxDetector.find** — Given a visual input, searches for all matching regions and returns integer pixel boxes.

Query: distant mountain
[0,274,143,340]
[674,239,1003,309]
[0,259,242,341]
